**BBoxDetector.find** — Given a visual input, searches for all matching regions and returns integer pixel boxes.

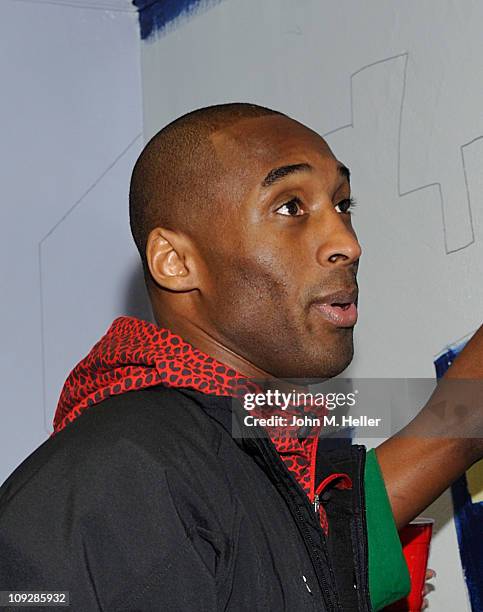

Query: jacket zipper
[313,493,320,515]
[229,402,362,612]
[255,437,342,611]
[353,445,372,611]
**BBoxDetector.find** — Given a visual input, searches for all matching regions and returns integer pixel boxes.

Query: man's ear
[145,227,199,292]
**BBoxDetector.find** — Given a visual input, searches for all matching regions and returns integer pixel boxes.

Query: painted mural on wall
[435,341,483,612]
[133,0,223,39]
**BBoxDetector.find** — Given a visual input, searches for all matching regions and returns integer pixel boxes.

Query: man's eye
[275,198,304,216]
[335,197,356,214]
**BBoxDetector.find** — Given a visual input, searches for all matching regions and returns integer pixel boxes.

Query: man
[0,103,481,611]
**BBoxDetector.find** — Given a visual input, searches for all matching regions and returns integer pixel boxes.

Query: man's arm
[376,323,483,529]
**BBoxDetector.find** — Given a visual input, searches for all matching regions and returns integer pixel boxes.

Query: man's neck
[153,314,309,394]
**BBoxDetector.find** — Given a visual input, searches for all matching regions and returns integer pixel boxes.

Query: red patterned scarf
[54,316,350,533]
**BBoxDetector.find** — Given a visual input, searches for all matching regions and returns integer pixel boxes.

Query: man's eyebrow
[261,163,312,188]
[260,162,351,188]
[338,164,351,184]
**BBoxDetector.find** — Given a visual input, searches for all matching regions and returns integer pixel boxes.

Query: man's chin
[274,346,354,383]
[315,333,355,378]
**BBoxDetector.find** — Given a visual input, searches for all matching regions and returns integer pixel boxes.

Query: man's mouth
[310,289,358,328]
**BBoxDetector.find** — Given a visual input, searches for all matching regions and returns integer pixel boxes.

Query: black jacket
[0,385,371,611]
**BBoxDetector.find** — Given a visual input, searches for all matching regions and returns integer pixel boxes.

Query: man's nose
[315,212,362,268]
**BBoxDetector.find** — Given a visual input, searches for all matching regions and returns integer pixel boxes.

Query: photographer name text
[243,414,382,428]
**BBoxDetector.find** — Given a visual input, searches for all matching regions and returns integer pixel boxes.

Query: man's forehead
[210,114,336,172]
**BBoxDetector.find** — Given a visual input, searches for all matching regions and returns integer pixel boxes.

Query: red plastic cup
[384,517,434,612]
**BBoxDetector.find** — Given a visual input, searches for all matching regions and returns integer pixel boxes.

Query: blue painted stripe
[133,0,223,40]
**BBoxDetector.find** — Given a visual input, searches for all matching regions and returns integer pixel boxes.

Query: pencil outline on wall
[461,135,481,253]
[38,132,142,435]
[323,52,478,255]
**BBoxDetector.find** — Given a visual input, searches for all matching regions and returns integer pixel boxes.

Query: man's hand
[376,323,483,529]
[422,568,436,609]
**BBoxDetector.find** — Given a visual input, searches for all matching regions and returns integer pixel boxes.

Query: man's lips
[310,288,358,328]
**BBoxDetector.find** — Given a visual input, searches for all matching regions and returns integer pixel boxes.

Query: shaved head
[128,103,360,379]
[129,102,282,275]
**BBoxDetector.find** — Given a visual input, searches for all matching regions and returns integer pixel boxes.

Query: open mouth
[311,301,358,327]
[331,303,352,311]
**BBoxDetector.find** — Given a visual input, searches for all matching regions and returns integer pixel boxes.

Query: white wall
[0,0,146,479]
[139,1,483,609]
